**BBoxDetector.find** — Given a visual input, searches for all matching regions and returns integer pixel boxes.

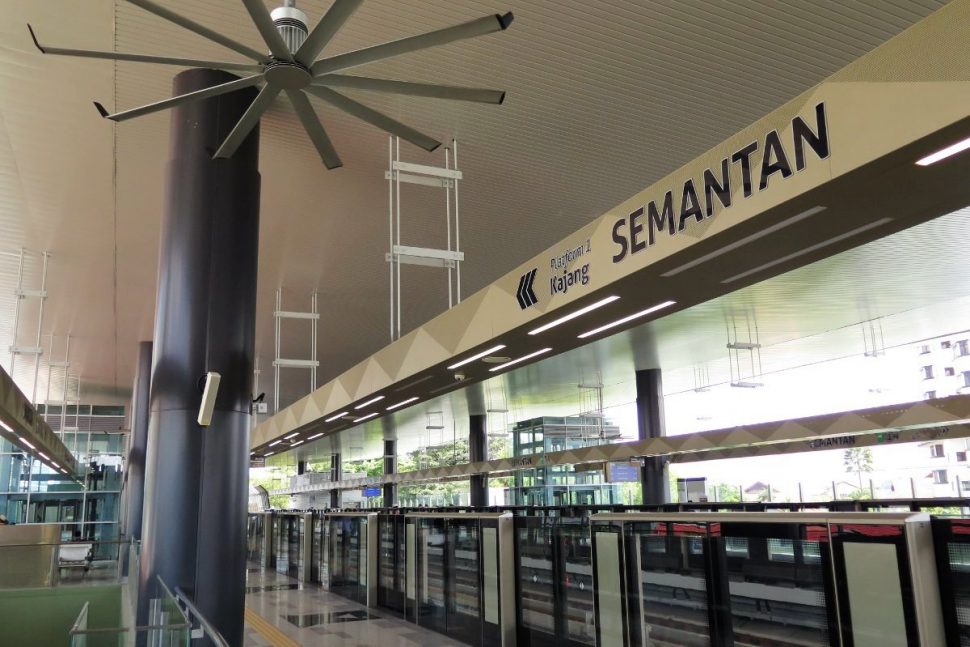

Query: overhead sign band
[610,102,830,264]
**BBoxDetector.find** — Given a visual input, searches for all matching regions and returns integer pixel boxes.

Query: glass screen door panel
[561,521,596,645]
[629,521,712,647]
[933,518,970,646]
[417,518,447,635]
[831,523,919,647]
[449,518,483,645]
[593,528,626,647]
[719,522,833,647]
[517,519,556,641]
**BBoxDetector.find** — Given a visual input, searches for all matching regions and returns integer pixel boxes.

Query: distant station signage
[362,486,382,497]
[606,461,640,483]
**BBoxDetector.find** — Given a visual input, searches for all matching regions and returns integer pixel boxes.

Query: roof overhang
[0,365,78,476]
[253,0,970,454]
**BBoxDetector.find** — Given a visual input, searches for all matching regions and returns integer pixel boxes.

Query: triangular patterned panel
[421,292,491,355]
[397,328,453,377]
[373,329,419,380]
[454,288,510,352]
[722,429,769,446]
[322,381,350,415]
[818,413,881,436]
[337,362,370,403]
[353,359,392,399]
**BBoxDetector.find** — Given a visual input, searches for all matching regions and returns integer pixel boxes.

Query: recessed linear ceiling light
[387,397,418,411]
[721,218,893,284]
[916,136,970,166]
[0,419,12,433]
[489,348,552,372]
[18,436,35,450]
[577,301,676,339]
[265,452,275,457]
[325,411,349,422]
[291,440,304,447]
[283,432,299,440]
[269,440,282,447]
[528,296,620,335]
[447,344,507,370]
[38,452,49,460]
[661,206,826,278]
[355,412,379,423]
[353,395,385,410]
[308,432,324,440]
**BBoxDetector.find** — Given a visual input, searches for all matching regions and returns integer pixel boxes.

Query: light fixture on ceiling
[0,419,12,433]
[387,396,419,411]
[18,436,35,450]
[577,301,676,339]
[488,347,553,372]
[355,412,379,423]
[661,206,826,277]
[38,452,49,461]
[269,440,282,447]
[721,218,893,284]
[291,440,304,447]
[265,451,275,457]
[354,395,385,410]
[283,432,299,440]
[325,411,349,422]
[447,344,507,370]
[528,296,620,335]
[308,432,324,440]
[916,136,970,166]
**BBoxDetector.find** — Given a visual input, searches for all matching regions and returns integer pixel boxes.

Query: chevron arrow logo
[516,268,539,309]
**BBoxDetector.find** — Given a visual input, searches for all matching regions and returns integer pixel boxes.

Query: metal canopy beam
[0,364,78,475]
[269,395,970,494]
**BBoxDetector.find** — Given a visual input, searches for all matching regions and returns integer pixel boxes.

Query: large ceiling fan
[28,0,513,168]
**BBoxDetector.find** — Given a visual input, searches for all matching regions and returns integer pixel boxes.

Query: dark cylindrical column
[138,68,260,647]
[297,460,306,476]
[383,439,396,506]
[469,414,487,507]
[636,368,669,504]
[330,453,341,508]
[126,341,152,543]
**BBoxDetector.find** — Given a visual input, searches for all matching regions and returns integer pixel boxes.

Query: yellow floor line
[245,607,301,647]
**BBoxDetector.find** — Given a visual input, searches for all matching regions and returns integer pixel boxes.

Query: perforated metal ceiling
[0,0,949,408]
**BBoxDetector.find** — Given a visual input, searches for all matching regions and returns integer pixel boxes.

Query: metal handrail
[69,602,90,635]
[174,586,231,647]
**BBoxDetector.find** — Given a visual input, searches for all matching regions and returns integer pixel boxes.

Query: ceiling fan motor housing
[271,1,309,55]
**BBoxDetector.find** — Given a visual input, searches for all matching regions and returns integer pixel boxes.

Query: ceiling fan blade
[306,86,440,152]
[312,12,513,76]
[314,74,505,104]
[127,0,267,62]
[241,0,292,61]
[213,84,281,159]
[287,91,342,169]
[295,0,362,66]
[94,74,264,122]
[28,26,260,71]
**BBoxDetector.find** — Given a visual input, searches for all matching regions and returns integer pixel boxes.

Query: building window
[943,341,953,349]
[920,344,931,355]
[957,340,970,358]
[958,452,967,463]
[922,365,935,380]
[964,371,970,388]
[931,444,945,458]
[946,367,956,376]
[933,469,949,485]
[925,390,937,400]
